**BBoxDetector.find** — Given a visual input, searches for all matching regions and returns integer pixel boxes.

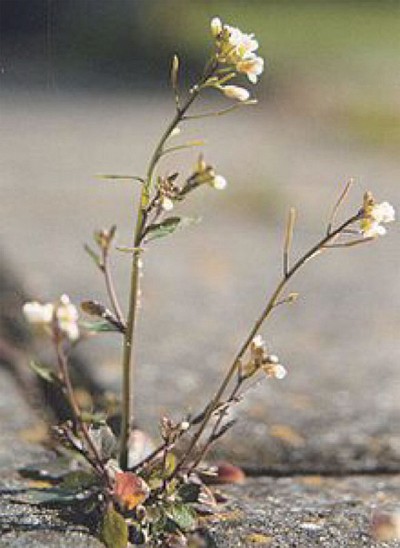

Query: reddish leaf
[213,462,246,485]
[113,472,149,511]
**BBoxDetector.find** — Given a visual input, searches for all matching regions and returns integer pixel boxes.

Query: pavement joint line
[242,467,400,478]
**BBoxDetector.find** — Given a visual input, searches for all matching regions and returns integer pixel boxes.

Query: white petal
[252,334,265,348]
[212,175,227,190]
[273,364,287,380]
[162,197,174,211]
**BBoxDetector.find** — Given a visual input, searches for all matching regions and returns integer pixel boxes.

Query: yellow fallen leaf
[246,532,273,544]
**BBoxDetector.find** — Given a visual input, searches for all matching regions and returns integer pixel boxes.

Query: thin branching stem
[54,336,111,486]
[327,178,355,236]
[102,249,125,326]
[183,100,256,121]
[186,379,243,475]
[283,207,296,277]
[172,212,361,477]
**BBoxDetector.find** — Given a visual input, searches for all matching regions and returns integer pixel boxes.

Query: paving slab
[1,91,399,475]
[207,475,400,547]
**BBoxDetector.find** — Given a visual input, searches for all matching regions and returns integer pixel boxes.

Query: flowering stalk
[173,211,362,476]
[118,60,219,470]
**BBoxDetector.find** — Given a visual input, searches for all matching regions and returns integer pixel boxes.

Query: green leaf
[79,320,120,333]
[11,487,90,506]
[163,453,177,477]
[80,411,107,425]
[101,506,129,548]
[115,246,143,254]
[29,361,57,384]
[178,482,201,503]
[96,174,144,184]
[166,502,197,532]
[145,216,199,243]
[84,244,101,268]
[146,504,167,533]
[59,471,97,490]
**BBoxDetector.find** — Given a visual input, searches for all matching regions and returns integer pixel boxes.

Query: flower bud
[211,17,222,37]
[161,197,174,211]
[212,175,227,190]
[221,85,250,102]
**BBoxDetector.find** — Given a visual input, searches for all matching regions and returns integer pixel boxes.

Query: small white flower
[170,127,181,138]
[371,201,395,224]
[236,55,264,83]
[23,294,79,341]
[252,334,265,348]
[212,175,227,190]
[23,301,54,325]
[360,192,395,238]
[273,364,287,380]
[161,196,174,211]
[267,354,279,364]
[56,294,80,341]
[210,17,222,37]
[225,25,258,57]
[221,85,250,102]
[180,421,190,431]
[264,363,287,380]
[212,18,264,84]
[362,221,387,238]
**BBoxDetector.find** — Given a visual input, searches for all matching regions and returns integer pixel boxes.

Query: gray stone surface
[0,367,102,546]
[207,475,400,547]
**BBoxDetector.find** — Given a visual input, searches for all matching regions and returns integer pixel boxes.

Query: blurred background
[1,1,399,469]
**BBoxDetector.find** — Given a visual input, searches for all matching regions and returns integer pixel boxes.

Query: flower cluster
[360,192,395,238]
[23,294,79,341]
[211,17,264,84]
[157,174,180,212]
[189,155,227,191]
[242,334,287,380]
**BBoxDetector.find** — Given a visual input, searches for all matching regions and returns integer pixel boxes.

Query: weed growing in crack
[20,17,395,548]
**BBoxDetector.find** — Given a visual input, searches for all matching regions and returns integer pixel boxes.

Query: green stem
[118,63,216,470]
